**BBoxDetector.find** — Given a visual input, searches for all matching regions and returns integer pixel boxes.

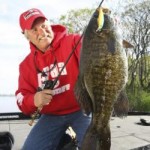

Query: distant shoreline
[0,94,15,97]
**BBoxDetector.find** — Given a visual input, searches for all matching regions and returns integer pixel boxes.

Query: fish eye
[93,14,98,18]
[93,11,99,18]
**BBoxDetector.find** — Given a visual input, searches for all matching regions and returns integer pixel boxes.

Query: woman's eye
[41,24,46,28]
[32,29,36,33]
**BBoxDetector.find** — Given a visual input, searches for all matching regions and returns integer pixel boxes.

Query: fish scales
[75,7,128,150]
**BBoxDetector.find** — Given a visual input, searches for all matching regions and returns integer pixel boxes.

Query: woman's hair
[24,29,29,40]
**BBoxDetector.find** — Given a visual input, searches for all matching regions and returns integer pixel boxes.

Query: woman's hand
[34,89,53,107]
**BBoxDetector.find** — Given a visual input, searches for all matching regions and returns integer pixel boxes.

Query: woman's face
[26,18,54,52]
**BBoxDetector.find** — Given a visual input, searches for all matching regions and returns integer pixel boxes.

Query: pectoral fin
[75,76,93,115]
[123,40,134,48]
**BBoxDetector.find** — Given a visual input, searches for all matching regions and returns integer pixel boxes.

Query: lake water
[0,96,21,113]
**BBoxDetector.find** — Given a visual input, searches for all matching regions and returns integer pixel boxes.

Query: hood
[29,24,67,55]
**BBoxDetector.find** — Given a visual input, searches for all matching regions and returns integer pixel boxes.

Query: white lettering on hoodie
[38,62,70,94]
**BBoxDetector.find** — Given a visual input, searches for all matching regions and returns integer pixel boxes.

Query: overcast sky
[0,0,131,95]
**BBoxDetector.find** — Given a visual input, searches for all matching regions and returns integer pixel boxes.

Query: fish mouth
[96,7,112,32]
[96,13,116,35]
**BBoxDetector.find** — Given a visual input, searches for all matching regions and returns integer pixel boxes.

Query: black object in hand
[43,80,55,90]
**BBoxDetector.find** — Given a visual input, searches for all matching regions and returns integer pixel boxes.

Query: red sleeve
[15,64,37,115]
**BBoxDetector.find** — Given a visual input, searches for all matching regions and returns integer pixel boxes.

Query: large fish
[75,5,128,150]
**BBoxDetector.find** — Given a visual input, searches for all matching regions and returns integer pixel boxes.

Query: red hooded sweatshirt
[15,25,82,116]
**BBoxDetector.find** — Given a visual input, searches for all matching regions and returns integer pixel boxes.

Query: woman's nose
[37,27,46,35]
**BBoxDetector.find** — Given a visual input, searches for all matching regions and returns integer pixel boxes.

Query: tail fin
[81,124,111,150]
